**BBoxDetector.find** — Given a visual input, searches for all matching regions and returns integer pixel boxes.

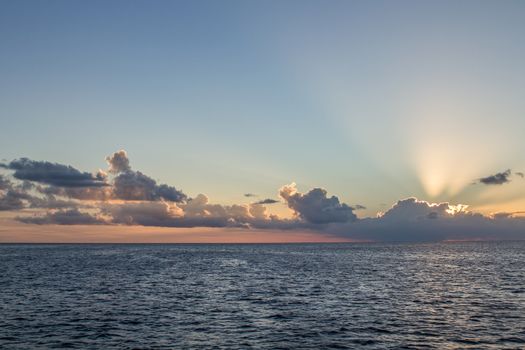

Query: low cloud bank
[2,151,525,242]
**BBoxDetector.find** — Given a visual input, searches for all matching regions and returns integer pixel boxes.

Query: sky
[1,1,525,242]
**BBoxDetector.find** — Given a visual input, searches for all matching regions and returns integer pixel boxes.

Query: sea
[1,242,524,349]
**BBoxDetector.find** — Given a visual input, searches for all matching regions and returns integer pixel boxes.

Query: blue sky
[2,1,525,237]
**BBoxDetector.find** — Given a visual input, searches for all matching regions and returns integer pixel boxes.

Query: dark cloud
[353,204,366,210]
[378,197,467,222]
[326,212,525,242]
[112,170,157,200]
[3,158,108,187]
[0,175,35,210]
[113,170,186,202]
[16,185,525,242]
[91,194,300,229]
[516,172,524,178]
[0,174,80,211]
[491,211,525,219]
[180,194,255,224]
[0,190,27,211]
[105,150,187,202]
[479,169,511,185]
[255,198,279,205]
[28,195,81,210]
[0,175,12,190]
[491,212,514,220]
[155,184,187,202]
[39,185,111,201]
[106,150,131,174]
[6,151,525,242]
[17,209,106,225]
[318,198,523,242]
[279,183,357,224]
[103,201,186,226]
[0,151,186,208]
[103,201,231,228]
[101,197,273,228]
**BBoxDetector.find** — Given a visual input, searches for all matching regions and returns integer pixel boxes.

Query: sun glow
[445,204,469,216]
[403,86,519,200]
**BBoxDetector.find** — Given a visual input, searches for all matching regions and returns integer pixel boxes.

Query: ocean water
[1,242,525,349]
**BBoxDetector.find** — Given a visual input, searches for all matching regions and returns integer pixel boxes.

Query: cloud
[244,193,257,197]
[0,175,83,211]
[255,198,279,205]
[353,204,366,210]
[0,190,27,211]
[2,158,108,187]
[179,194,255,225]
[5,150,525,242]
[0,150,187,212]
[38,185,111,201]
[378,197,469,222]
[279,183,356,224]
[0,175,36,211]
[15,183,525,242]
[321,198,525,242]
[103,201,187,226]
[479,169,512,185]
[94,193,299,229]
[102,197,258,228]
[491,211,525,219]
[105,150,187,202]
[516,172,524,178]
[28,195,81,210]
[0,175,12,191]
[112,170,186,202]
[106,150,131,174]
[249,203,268,220]
[17,209,106,225]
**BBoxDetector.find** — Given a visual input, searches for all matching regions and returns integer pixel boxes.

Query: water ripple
[1,242,525,349]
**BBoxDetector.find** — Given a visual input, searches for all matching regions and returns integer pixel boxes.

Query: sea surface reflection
[1,242,524,349]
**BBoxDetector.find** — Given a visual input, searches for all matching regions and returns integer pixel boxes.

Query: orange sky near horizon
[0,216,356,244]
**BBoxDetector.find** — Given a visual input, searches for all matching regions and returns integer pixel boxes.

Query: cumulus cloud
[0,175,36,211]
[112,170,186,202]
[101,196,269,228]
[104,150,187,202]
[106,150,131,174]
[249,203,268,220]
[5,150,525,242]
[479,169,512,185]
[14,182,525,242]
[28,195,81,210]
[317,198,525,242]
[87,193,300,229]
[1,158,108,187]
[279,183,356,224]
[39,185,112,201]
[378,197,469,222]
[179,194,256,225]
[103,201,186,226]
[0,150,186,210]
[0,180,82,211]
[0,175,11,190]
[0,190,28,211]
